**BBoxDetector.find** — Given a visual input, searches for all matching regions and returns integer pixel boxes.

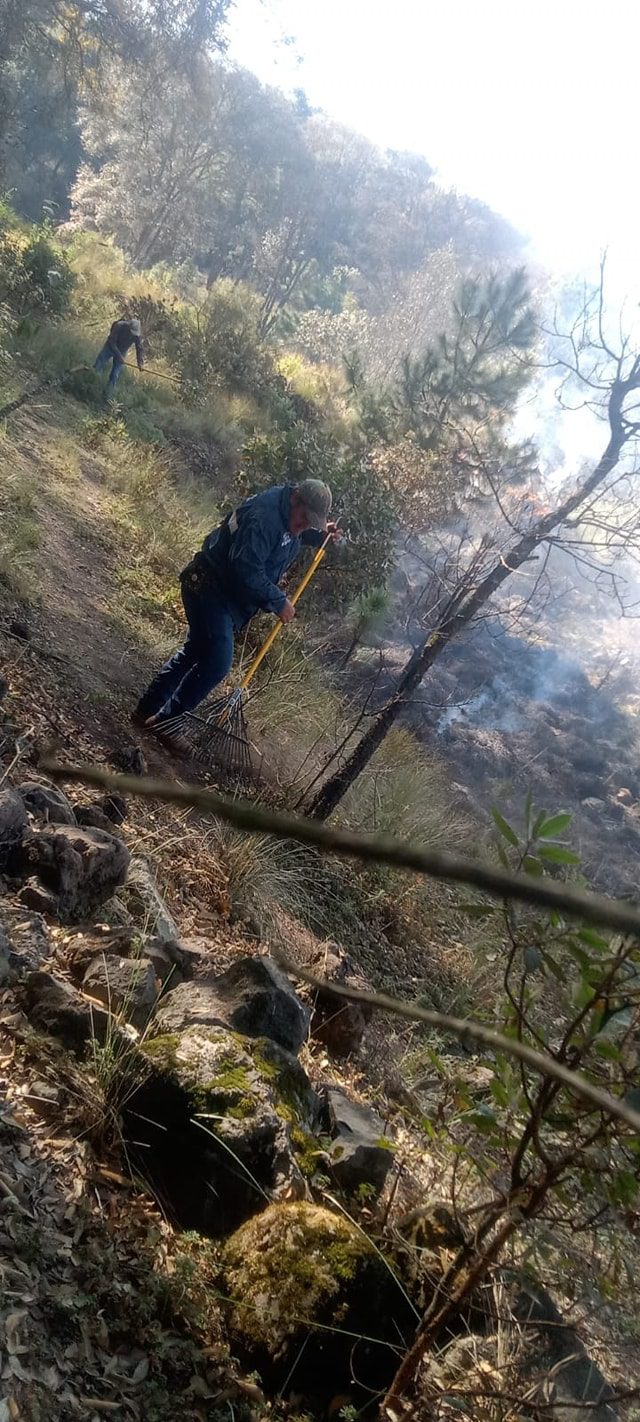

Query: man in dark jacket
[132,478,336,734]
[94,317,144,391]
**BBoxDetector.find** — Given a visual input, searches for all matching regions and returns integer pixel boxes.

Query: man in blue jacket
[132,478,335,735]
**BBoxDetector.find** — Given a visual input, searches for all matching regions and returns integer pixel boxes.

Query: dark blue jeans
[136,584,235,720]
[94,342,124,389]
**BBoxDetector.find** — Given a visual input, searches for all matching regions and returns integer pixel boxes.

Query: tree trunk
[308,423,625,821]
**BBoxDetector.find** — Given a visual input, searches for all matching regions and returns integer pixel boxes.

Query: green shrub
[239,423,396,604]
[0,224,75,318]
[171,281,275,403]
[21,228,75,315]
[61,366,105,406]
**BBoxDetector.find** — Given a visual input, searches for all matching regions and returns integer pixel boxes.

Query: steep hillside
[0,372,638,1420]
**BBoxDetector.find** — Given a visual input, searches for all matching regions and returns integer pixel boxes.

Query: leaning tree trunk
[308,406,629,821]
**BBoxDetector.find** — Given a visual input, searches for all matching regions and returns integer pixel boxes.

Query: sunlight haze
[228,0,639,290]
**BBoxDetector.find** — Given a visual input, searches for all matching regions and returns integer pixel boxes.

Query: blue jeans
[94,343,124,389]
[136,584,235,720]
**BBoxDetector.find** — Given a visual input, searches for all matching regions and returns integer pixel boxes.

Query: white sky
[227,0,639,294]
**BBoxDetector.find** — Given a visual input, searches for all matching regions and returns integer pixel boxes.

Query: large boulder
[307,943,372,1057]
[0,788,27,866]
[83,954,159,1028]
[326,1086,395,1195]
[149,934,206,980]
[124,1027,322,1235]
[18,781,77,826]
[511,1278,618,1421]
[155,956,310,1055]
[23,824,130,921]
[222,1202,416,1405]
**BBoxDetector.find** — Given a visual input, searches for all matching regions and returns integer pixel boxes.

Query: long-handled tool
[170,533,332,778]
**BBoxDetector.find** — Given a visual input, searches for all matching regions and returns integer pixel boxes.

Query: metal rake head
[184,698,255,779]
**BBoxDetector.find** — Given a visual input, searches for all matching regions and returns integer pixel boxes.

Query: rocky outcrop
[83,953,158,1028]
[16,877,59,915]
[326,1086,395,1194]
[18,970,116,1050]
[307,943,372,1056]
[18,781,77,826]
[91,792,128,825]
[222,1202,416,1404]
[75,804,120,834]
[21,823,130,921]
[121,857,178,942]
[0,903,53,973]
[125,1026,323,1235]
[155,956,309,1053]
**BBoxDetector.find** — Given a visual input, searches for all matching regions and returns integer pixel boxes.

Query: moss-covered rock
[223,1202,416,1405]
[122,1026,323,1235]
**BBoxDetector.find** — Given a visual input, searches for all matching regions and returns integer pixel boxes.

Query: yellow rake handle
[240,535,331,692]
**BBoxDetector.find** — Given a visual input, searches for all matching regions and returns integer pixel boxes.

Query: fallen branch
[42,760,640,940]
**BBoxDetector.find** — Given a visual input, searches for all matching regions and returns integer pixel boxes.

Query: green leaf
[578,927,609,952]
[460,903,496,919]
[541,951,564,981]
[608,1170,640,1207]
[465,1105,499,1135]
[538,844,581,865]
[523,945,542,972]
[490,1078,509,1107]
[536,812,573,839]
[572,979,596,1011]
[523,855,543,876]
[492,808,519,847]
[595,1040,622,1061]
[565,941,591,971]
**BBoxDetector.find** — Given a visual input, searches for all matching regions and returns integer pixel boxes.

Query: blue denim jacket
[201,483,323,627]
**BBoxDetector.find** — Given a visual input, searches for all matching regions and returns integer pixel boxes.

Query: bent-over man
[94,316,144,392]
[132,478,337,738]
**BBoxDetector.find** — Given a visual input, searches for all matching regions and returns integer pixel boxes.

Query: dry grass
[208,820,313,946]
[337,725,477,850]
[0,423,43,601]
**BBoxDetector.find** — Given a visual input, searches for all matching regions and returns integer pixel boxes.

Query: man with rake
[132,479,337,741]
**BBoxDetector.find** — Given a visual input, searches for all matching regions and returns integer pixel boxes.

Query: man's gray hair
[297,477,332,532]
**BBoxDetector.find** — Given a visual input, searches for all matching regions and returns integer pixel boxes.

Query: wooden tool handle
[240,536,330,692]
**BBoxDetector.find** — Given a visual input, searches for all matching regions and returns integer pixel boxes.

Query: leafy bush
[21,228,75,314]
[240,423,397,603]
[277,351,353,437]
[341,584,392,663]
[171,281,275,403]
[0,224,75,318]
[61,365,105,406]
